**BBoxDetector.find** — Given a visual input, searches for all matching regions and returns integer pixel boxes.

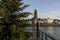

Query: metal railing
[26,29,56,40]
[36,22,56,40]
[26,22,56,40]
[39,30,56,40]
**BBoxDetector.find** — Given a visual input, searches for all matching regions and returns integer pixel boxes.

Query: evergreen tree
[0,0,32,40]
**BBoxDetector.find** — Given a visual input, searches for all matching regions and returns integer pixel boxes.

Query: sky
[23,0,60,19]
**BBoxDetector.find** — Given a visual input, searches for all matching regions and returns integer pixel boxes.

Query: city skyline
[23,0,60,19]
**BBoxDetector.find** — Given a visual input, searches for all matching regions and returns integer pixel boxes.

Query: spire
[34,9,38,19]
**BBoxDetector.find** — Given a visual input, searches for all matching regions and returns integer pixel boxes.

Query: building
[53,19,60,24]
[47,18,54,23]
[32,9,38,25]
[32,9,60,26]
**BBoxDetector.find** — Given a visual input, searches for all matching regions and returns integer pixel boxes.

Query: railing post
[36,22,40,40]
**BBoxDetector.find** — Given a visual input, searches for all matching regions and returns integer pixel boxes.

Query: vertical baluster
[45,35,47,40]
[40,31,41,40]
[41,32,43,40]
[52,38,55,40]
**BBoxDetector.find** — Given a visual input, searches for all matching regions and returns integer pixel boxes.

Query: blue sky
[23,0,60,19]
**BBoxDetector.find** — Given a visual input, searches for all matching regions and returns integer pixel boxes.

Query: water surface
[40,26,60,40]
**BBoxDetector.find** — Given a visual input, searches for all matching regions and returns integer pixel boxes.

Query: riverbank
[40,23,60,27]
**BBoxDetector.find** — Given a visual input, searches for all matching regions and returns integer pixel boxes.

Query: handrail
[26,29,56,40]
[39,30,56,40]
[36,21,56,40]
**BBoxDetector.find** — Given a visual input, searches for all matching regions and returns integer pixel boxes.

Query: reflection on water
[40,27,54,34]
[40,26,60,40]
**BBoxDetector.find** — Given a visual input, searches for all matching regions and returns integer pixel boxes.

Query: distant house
[38,18,47,23]
[47,18,54,23]
[52,19,60,24]
[53,19,58,24]
[38,18,54,24]
[38,18,44,23]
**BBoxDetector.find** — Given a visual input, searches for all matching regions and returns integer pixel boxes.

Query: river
[26,26,60,40]
[40,26,60,40]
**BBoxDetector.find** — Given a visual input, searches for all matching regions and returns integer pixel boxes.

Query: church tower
[34,9,38,19]
[33,9,38,25]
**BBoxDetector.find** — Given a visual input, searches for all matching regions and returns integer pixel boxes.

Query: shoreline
[40,23,60,27]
